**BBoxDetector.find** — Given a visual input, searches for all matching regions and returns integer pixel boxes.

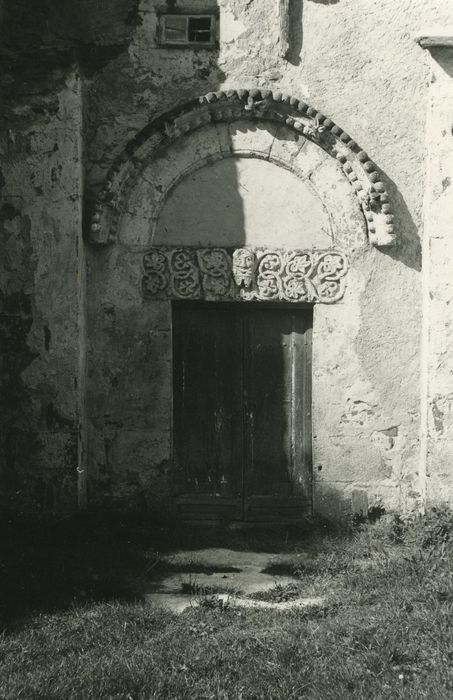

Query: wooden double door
[172,302,313,523]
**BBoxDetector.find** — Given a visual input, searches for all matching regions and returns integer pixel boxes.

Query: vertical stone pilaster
[416,32,453,505]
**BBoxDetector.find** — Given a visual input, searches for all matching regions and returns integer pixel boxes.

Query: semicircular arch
[88,89,396,250]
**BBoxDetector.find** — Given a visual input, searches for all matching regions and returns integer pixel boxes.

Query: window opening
[159,14,216,47]
[188,17,212,42]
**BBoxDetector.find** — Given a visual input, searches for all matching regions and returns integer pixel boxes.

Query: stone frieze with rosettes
[142,247,349,304]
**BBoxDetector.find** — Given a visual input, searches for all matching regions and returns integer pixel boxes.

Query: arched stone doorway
[86,90,399,522]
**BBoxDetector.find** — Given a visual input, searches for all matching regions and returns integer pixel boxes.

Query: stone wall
[0,68,83,513]
[84,0,449,518]
[1,0,453,518]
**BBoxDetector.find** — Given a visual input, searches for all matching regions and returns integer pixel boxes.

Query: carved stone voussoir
[142,247,349,304]
[90,90,397,250]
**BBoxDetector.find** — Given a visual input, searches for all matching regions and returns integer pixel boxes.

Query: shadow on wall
[380,170,421,272]
[0,0,146,515]
[287,0,303,66]
[431,47,453,76]
[154,157,246,247]
[378,45,453,273]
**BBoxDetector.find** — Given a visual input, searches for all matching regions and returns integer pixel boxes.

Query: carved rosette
[198,249,231,297]
[142,247,349,304]
[142,249,169,296]
[169,249,200,298]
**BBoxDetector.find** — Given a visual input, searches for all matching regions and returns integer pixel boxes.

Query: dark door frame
[171,300,313,523]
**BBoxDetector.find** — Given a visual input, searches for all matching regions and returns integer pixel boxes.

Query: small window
[159,14,216,47]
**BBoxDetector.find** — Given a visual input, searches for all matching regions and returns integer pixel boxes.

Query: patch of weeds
[367,504,386,523]
[179,577,235,611]
[249,582,303,603]
[180,576,241,598]
[181,578,208,596]
[419,506,453,548]
[386,506,453,550]
[196,593,231,611]
[295,552,356,577]
[389,513,405,544]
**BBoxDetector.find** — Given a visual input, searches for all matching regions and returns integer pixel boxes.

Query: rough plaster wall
[86,248,173,511]
[0,70,83,513]
[84,0,453,516]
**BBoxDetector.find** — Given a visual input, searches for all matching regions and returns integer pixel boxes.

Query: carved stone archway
[88,88,396,250]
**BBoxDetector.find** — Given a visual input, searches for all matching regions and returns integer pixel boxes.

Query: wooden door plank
[172,302,312,524]
[297,316,313,497]
[245,308,295,498]
[244,307,313,519]
[173,303,243,509]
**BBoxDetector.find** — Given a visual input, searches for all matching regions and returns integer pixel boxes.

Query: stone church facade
[1,0,453,522]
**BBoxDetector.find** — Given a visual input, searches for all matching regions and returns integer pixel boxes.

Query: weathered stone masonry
[1,1,453,519]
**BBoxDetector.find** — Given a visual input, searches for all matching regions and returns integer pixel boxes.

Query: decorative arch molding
[88,89,396,249]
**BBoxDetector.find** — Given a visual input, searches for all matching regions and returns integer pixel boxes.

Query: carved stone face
[232,248,257,289]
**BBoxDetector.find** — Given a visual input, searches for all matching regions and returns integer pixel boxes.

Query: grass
[2,509,453,698]
[248,581,303,602]
[179,576,241,598]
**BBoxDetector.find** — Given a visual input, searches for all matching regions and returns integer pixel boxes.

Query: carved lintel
[142,247,349,304]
